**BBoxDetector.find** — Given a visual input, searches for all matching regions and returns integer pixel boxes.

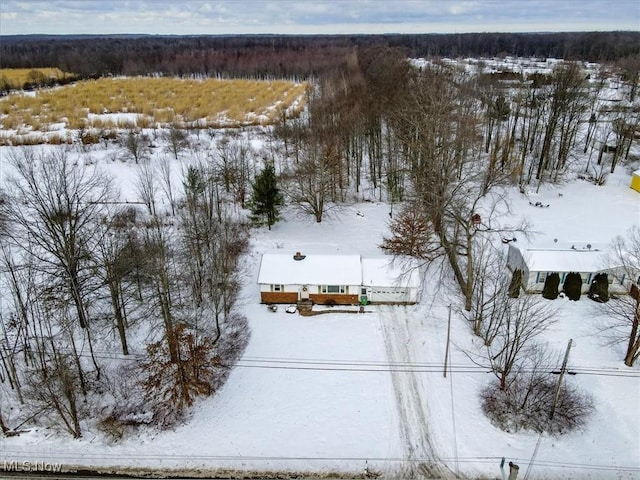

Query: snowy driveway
[378,306,453,479]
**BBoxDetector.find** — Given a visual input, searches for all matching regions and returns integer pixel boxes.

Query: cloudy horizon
[0,0,638,36]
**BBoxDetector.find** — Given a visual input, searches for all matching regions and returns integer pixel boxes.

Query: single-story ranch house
[507,243,631,294]
[257,251,420,305]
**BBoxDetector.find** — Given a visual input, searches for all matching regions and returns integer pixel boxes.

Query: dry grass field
[0,76,310,144]
[0,67,74,89]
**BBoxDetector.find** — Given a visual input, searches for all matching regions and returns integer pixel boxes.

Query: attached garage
[361,256,420,304]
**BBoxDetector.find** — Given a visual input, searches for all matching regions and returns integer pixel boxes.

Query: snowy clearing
[1,169,639,479]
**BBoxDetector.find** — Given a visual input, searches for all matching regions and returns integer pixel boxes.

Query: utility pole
[443,304,452,377]
[524,338,574,480]
[550,338,573,421]
[500,457,507,480]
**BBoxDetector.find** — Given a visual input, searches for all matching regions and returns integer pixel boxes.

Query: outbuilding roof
[524,248,609,273]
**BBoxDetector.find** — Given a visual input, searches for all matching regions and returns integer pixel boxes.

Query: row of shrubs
[542,272,610,302]
[509,269,610,302]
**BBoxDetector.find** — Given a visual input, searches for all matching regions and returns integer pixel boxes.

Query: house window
[321,285,346,294]
[586,273,592,285]
[271,284,284,292]
[536,272,547,283]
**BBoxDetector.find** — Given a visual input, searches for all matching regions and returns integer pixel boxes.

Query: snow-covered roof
[524,248,609,273]
[361,256,420,288]
[257,251,362,285]
[257,252,421,288]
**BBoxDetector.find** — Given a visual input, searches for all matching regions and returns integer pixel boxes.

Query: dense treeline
[1,32,639,78]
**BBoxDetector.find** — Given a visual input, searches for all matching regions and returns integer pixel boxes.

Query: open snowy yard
[1,147,639,479]
[0,117,640,480]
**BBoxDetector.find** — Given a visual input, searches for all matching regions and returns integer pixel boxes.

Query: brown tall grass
[0,68,74,89]
[0,77,310,135]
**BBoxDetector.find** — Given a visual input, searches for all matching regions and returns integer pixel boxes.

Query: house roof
[361,256,421,288]
[523,248,609,273]
[257,251,421,288]
[257,251,362,285]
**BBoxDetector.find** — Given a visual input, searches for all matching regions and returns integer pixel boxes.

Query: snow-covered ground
[1,165,638,479]
[1,56,639,479]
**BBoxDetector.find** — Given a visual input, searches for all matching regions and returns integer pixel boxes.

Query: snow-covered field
[1,163,638,479]
[1,56,639,479]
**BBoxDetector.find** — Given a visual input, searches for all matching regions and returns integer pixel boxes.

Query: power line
[13,347,640,378]
[84,349,640,375]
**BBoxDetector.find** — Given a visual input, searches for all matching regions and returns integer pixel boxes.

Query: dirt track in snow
[378,306,456,480]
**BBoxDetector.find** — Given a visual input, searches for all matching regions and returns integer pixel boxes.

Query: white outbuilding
[507,244,630,294]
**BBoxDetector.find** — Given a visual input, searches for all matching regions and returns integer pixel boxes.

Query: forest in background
[1,31,639,78]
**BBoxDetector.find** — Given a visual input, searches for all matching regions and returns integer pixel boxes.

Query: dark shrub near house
[588,273,610,302]
[508,269,522,298]
[563,272,583,301]
[542,273,560,300]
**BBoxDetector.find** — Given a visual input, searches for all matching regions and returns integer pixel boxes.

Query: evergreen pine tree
[588,272,610,302]
[250,164,283,230]
[542,272,560,300]
[508,269,523,298]
[563,272,583,301]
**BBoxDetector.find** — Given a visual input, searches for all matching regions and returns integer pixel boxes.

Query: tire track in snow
[379,305,455,479]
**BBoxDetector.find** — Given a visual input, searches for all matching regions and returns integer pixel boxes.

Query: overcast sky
[0,0,638,36]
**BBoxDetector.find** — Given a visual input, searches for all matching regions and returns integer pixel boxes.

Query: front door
[300,285,310,300]
[360,287,368,304]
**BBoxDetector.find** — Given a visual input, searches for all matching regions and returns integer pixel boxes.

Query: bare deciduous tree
[135,161,159,217]
[617,53,640,102]
[598,226,640,366]
[484,295,557,390]
[157,155,178,216]
[534,62,590,185]
[180,164,248,342]
[464,239,511,343]
[94,209,141,356]
[390,67,522,311]
[164,125,189,160]
[122,128,149,164]
[285,141,336,223]
[481,343,593,434]
[2,149,115,381]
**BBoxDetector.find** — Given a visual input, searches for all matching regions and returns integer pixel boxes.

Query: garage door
[371,288,411,303]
